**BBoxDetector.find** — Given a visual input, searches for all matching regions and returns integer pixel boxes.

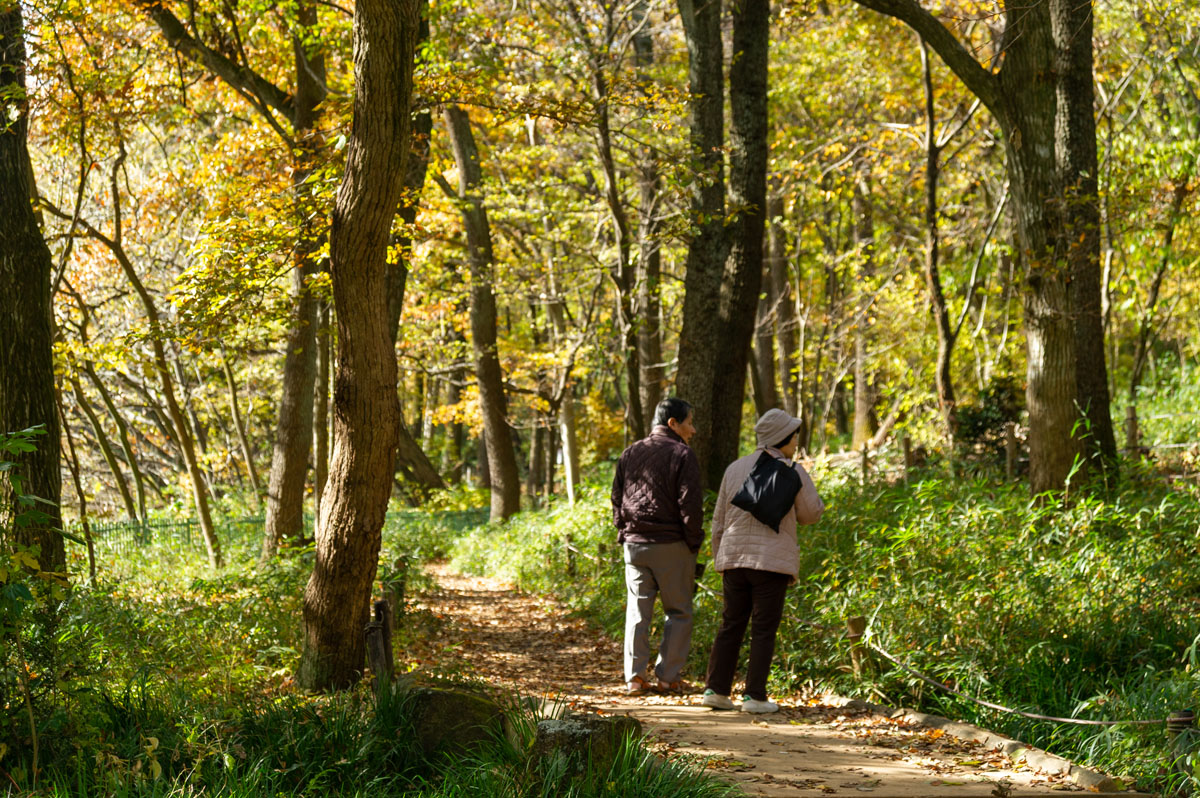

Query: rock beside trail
[408,687,504,756]
[533,711,643,773]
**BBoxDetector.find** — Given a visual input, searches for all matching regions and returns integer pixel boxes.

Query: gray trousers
[623,540,696,683]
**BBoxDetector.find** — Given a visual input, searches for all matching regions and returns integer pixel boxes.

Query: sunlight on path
[415,564,1130,797]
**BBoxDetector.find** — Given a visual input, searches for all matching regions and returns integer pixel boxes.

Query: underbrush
[4,499,729,797]
[449,463,1200,792]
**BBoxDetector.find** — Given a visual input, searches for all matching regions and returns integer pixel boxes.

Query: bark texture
[712,0,769,478]
[0,6,63,571]
[297,0,421,691]
[852,0,1116,492]
[443,105,521,521]
[262,0,326,556]
[672,0,727,486]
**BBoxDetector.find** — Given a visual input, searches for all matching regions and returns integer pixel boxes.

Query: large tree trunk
[297,0,420,691]
[262,2,326,557]
[675,0,768,485]
[673,0,728,485]
[1053,0,1116,470]
[851,0,1116,492]
[443,105,521,521]
[0,5,63,572]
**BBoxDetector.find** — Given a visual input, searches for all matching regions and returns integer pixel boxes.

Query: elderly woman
[701,408,824,713]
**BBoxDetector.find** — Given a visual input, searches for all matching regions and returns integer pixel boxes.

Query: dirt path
[409,565,1125,797]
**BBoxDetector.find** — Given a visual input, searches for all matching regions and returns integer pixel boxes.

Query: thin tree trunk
[221,352,263,510]
[851,174,876,449]
[71,376,137,518]
[56,390,94,580]
[634,0,664,426]
[753,256,779,415]
[443,105,520,521]
[83,364,147,521]
[768,191,800,419]
[920,40,957,440]
[313,299,330,538]
[75,144,222,566]
[298,0,420,691]
[1129,177,1191,400]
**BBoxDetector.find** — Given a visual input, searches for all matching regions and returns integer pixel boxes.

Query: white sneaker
[701,690,736,710]
[740,697,779,714]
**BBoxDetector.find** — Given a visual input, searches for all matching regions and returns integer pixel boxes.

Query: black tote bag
[730,451,803,533]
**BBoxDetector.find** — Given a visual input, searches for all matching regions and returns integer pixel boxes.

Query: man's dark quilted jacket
[611,425,704,551]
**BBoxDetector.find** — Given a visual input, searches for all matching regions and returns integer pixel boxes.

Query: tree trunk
[753,257,779,415]
[221,353,263,511]
[441,368,465,483]
[592,69,645,443]
[673,0,728,486]
[313,299,330,537]
[851,174,876,449]
[920,40,957,439]
[57,391,94,580]
[297,0,420,691]
[262,2,326,557]
[261,259,319,556]
[634,0,665,427]
[768,191,800,419]
[82,143,222,566]
[83,364,147,521]
[443,105,521,521]
[0,6,63,573]
[71,377,137,519]
[851,0,1116,492]
[1053,0,1116,471]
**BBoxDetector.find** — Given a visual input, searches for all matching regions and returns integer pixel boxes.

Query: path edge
[824,695,1128,793]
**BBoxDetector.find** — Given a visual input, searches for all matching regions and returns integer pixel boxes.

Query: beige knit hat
[754,408,803,449]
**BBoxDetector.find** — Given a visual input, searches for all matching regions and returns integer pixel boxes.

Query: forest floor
[406,563,1125,797]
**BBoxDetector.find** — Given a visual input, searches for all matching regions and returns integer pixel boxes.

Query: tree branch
[130,0,293,118]
[852,0,1001,113]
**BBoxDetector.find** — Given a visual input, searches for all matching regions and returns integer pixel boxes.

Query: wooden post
[365,598,395,697]
[902,436,913,484]
[845,616,867,677]
[1125,405,1139,455]
[860,443,869,484]
[566,532,576,577]
[597,542,607,580]
[1005,422,1017,480]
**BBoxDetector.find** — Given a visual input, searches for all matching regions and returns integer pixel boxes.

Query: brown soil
[404,564,1120,797]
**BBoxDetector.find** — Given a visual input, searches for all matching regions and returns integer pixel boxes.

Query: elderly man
[611,397,704,695]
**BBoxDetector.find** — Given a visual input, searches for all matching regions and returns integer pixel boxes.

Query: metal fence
[78,516,279,558]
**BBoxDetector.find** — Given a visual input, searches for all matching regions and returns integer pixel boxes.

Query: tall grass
[449,462,1200,792]
[6,499,731,797]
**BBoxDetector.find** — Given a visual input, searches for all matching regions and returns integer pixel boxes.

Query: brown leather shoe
[625,674,652,696]
[655,679,692,695]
